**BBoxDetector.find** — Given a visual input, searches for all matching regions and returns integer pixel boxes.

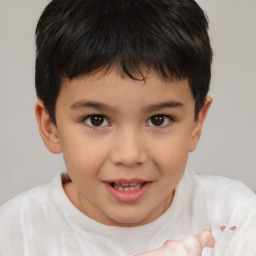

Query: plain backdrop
[0,0,255,206]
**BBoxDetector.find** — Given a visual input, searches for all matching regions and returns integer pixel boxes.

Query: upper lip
[104,179,149,184]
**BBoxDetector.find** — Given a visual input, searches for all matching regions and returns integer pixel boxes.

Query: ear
[189,96,212,152]
[35,100,62,154]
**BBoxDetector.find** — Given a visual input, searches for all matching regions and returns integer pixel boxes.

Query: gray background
[0,0,255,206]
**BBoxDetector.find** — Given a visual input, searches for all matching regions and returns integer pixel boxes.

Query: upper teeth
[120,183,138,186]
[114,182,142,191]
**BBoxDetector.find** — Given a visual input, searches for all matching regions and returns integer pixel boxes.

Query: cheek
[151,138,189,196]
[155,148,188,186]
[150,132,191,171]
[60,134,109,176]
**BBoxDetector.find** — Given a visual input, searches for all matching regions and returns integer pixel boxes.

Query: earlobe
[35,100,62,154]
[189,96,212,152]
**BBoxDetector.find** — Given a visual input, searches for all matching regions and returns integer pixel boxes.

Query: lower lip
[105,182,151,203]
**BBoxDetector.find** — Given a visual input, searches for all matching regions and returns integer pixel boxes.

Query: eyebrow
[70,100,184,113]
[143,101,184,112]
[70,100,118,113]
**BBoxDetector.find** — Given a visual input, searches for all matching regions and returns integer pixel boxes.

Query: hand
[137,230,215,256]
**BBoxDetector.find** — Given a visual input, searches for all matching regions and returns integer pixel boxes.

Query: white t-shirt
[1,169,256,256]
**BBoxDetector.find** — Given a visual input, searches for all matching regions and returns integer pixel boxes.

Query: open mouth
[110,182,147,191]
[105,180,151,203]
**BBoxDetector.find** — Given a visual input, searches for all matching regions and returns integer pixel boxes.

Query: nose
[109,128,147,167]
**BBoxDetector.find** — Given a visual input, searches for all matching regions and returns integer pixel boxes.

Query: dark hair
[35,0,212,124]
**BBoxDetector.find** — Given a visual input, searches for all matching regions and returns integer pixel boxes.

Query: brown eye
[84,115,110,127]
[146,115,172,127]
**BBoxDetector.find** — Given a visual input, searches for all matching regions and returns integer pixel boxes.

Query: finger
[220,226,226,231]
[196,230,215,248]
[230,226,236,231]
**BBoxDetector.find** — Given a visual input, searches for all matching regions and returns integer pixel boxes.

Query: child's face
[37,69,211,227]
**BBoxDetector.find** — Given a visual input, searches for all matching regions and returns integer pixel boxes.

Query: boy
[1,0,256,255]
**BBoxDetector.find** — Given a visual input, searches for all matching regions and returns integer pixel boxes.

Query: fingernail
[220,226,226,231]
[229,226,236,231]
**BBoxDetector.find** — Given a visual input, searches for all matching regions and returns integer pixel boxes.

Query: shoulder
[0,183,54,231]
[0,172,66,220]
[0,184,50,253]
[0,173,62,224]
[0,174,64,254]
[179,169,256,225]
[183,169,256,201]
[0,172,65,213]
[1,182,51,214]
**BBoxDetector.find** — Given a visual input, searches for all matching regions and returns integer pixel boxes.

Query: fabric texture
[1,169,256,256]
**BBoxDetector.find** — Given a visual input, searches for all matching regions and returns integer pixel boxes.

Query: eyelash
[82,115,110,128]
[81,114,173,128]
[146,115,173,127]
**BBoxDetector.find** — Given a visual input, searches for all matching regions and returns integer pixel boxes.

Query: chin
[108,209,150,227]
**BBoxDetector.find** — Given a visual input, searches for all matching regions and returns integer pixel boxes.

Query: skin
[138,230,215,255]
[35,69,212,229]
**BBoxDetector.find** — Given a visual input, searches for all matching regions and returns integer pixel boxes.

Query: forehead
[57,69,195,111]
